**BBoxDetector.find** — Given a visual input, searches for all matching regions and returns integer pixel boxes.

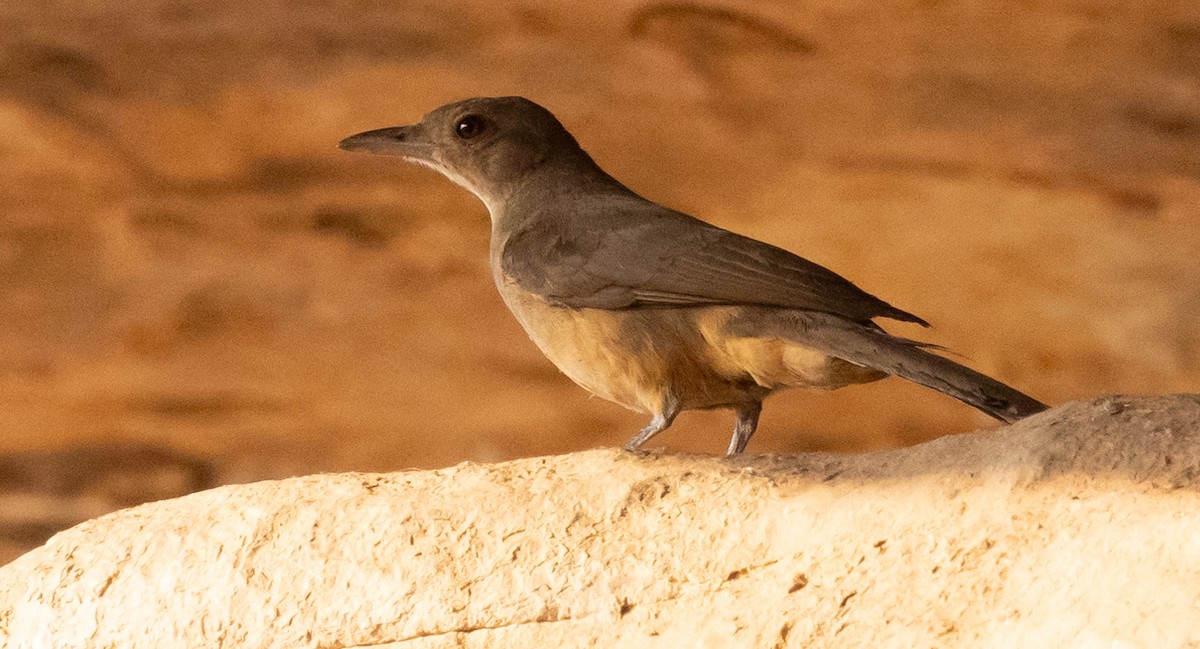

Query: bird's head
[339,96,585,213]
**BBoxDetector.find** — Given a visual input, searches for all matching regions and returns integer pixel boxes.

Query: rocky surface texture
[1,395,1197,647]
[2,1,1199,560]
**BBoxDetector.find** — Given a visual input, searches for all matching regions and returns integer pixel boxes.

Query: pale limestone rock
[1,394,1198,648]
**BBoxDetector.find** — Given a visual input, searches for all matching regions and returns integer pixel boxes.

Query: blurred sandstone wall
[1,0,1198,559]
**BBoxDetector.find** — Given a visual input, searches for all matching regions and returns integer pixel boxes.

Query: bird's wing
[500,205,928,325]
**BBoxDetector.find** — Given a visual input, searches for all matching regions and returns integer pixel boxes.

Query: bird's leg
[726,402,763,456]
[623,398,681,451]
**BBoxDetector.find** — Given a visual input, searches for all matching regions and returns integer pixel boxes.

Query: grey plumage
[501,201,929,326]
[340,95,1048,454]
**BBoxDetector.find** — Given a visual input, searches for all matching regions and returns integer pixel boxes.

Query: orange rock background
[1,0,1198,560]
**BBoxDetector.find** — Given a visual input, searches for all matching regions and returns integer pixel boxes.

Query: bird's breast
[491,262,883,415]
[492,273,686,414]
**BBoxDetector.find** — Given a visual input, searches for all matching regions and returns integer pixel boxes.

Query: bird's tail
[801,316,1048,423]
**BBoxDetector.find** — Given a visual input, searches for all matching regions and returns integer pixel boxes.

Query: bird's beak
[338,125,431,160]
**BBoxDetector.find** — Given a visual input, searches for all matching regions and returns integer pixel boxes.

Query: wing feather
[500,203,928,325]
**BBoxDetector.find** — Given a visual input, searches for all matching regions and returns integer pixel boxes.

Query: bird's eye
[455,115,486,140]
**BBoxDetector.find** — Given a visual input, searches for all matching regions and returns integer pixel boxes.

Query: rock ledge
[1,394,1198,648]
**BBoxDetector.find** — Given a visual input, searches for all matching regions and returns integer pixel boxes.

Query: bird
[339,96,1048,455]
